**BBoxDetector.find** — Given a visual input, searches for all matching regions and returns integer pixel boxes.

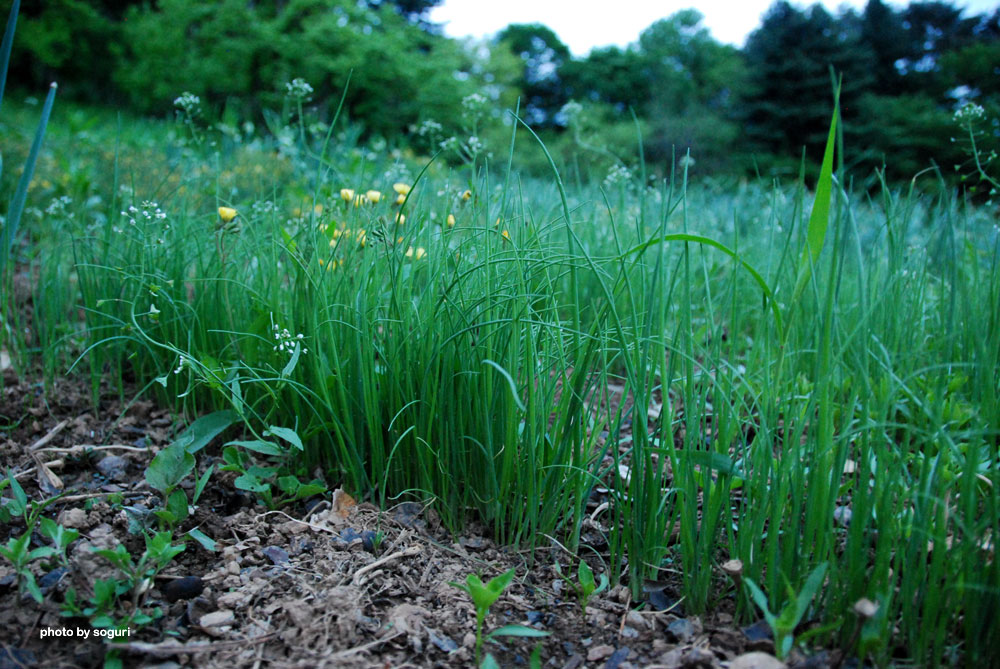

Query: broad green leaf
[166,489,189,523]
[578,560,595,592]
[234,472,269,493]
[172,410,237,454]
[187,528,217,552]
[264,426,304,451]
[488,624,550,638]
[145,444,195,495]
[281,342,301,378]
[227,439,285,456]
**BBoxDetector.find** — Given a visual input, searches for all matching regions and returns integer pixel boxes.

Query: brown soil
[0,366,837,669]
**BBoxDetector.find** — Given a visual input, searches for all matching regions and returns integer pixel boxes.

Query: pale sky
[429,0,1000,55]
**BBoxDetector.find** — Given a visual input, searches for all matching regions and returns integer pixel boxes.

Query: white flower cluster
[121,201,168,227]
[466,135,484,155]
[173,92,201,116]
[251,200,277,217]
[45,195,74,219]
[954,102,986,124]
[173,355,191,374]
[415,119,443,138]
[603,164,633,189]
[285,78,314,102]
[273,322,308,356]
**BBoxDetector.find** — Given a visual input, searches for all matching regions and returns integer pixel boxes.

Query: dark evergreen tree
[495,24,571,126]
[743,2,872,162]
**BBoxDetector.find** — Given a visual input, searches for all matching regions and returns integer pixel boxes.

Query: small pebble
[587,644,615,662]
[162,576,204,603]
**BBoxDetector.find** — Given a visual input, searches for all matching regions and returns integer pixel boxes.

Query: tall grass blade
[789,84,840,315]
[1,82,57,278]
[0,0,20,111]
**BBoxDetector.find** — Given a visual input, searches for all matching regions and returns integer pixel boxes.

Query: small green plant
[0,472,73,604]
[62,531,185,631]
[450,567,549,667]
[0,527,57,603]
[553,558,608,615]
[144,411,236,547]
[744,562,828,660]
[220,425,326,510]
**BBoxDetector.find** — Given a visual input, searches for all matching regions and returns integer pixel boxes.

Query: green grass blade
[0,0,21,111]
[1,81,57,278]
[789,84,840,313]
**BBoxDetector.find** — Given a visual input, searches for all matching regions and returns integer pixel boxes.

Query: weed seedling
[744,562,828,660]
[554,558,609,616]
[451,567,549,667]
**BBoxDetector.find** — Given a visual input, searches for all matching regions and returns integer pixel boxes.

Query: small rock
[620,625,639,639]
[626,610,647,629]
[742,619,773,642]
[605,647,631,669]
[680,647,716,668]
[58,508,88,529]
[216,591,244,608]
[462,632,477,648]
[587,644,615,662]
[39,567,67,590]
[225,560,241,576]
[730,651,786,669]
[162,576,204,603]
[96,455,129,481]
[198,609,235,627]
[667,617,695,642]
[262,546,290,565]
[429,630,458,652]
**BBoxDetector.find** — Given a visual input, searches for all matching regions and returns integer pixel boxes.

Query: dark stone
[667,617,695,642]
[262,546,290,565]
[96,455,129,481]
[39,567,68,590]
[162,576,204,603]
[742,619,773,642]
[605,647,631,669]
[428,630,458,652]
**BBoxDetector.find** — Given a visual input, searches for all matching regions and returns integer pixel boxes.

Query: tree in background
[495,23,571,126]
[635,10,746,172]
[743,1,872,172]
[107,0,472,138]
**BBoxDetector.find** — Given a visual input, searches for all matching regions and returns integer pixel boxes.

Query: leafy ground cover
[2,79,999,667]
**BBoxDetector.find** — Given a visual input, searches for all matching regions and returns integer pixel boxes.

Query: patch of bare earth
[0,368,829,669]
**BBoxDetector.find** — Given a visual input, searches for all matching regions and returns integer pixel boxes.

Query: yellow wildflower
[446,214,456,228]
[356,229,367,247]
[395,193,407,205]
[340,188,355,202]
[461,189,472,201]
[365,190,382,204]
[218,206,238,222]
[353,194,366,207]
[501,229,511,242]
[393,183,412,195]
[405,246,427,260]
[394,212,406,225]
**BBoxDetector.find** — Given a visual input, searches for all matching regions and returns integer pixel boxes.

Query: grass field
[2,92,999,665]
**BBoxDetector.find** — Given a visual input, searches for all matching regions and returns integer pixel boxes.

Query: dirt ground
[0,366,839,669]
